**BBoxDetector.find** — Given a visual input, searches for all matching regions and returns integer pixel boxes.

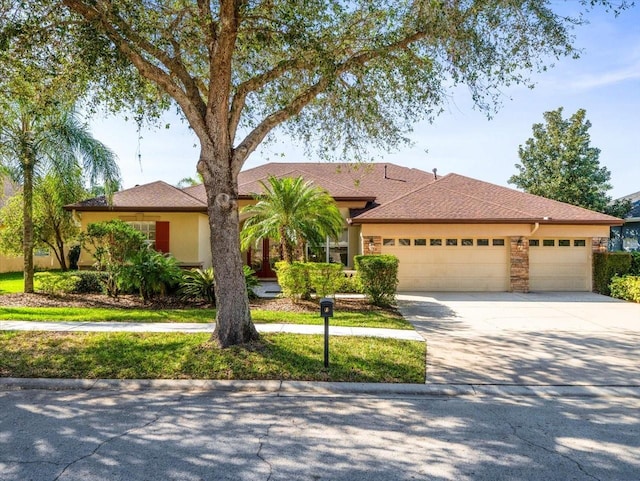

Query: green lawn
[0,306,411,329]
[0,331,426,383]
[0,272,24,294]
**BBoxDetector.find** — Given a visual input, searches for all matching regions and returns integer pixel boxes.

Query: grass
[0,331,426,383]
[0,272,24,294]
[0,306,411,329]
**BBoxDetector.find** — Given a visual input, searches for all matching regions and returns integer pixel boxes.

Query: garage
[529,238,591,291]
[382,236,509,291]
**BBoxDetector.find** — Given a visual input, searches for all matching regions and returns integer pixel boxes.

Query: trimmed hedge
[354,254,399,307]
[275,261,345,300]
[35,271,105,295]
[593,252,632,295]
[631,252,640,275]
[609,276,640,303]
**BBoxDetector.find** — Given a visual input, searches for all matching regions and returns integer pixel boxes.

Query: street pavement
[397,291,640,386]
[1,386,639,481]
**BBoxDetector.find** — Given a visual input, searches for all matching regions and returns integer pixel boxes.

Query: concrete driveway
[397,292,640,387]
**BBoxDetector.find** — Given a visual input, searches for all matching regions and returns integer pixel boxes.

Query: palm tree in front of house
[240,176,344,263]
[0,100,120,292]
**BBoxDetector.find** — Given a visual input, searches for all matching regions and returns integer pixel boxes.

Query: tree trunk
[55,233,67,271]
[22,161,34,293]
[201,148,259,348]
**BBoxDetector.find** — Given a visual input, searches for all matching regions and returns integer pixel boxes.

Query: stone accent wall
[362,235,382,255]
[510,236,529,293]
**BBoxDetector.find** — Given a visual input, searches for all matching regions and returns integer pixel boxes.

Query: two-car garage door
[382,236,591,292]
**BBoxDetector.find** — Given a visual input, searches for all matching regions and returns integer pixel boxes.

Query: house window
[128,221,156,248]
[477,239,489,246]
[398,238,411,246]
[492,239,505,246]
[383,238,395,246]
[530,239,540,247]
[461,239,473,246]
[559,239,570,247]
[414,238,427,246]
[574,239,586,247]
[34,248,50,257]
[543,239,555,247]
[446,239,458,246]
[430,239,442,246]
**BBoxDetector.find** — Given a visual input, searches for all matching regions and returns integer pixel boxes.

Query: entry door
[249,238,278,278]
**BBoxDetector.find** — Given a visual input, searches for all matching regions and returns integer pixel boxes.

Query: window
[128,221,156,248]
[477,239,489,246]
[492,239,505,246]
[34,248,50,257]
[398,238,411,246]
[383,238,395,246]
[430,239,442,246]
[574,239,586,247]
[559,239,570,247]
[543,239,555,247]
[414,238,427,246]
[529,239,540,247]
[461,239,473,246]
[446,239,458,246]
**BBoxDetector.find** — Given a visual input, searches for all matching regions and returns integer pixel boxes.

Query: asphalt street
[1,387,639,481]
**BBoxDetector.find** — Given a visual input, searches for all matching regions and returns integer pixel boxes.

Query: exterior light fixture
[368,238,375,252]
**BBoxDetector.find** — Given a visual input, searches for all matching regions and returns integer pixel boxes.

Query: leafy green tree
[509,107,620,214]
[0,172,86,270]
[241,176,344,263]
[0,102,120,292]
[18,0,628,345]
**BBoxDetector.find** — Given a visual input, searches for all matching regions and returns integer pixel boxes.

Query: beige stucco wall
[0,253,62,273]
[198,214,213,268]
[75,211,204,267]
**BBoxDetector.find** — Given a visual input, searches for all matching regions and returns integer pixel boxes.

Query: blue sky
[89,4,640,199]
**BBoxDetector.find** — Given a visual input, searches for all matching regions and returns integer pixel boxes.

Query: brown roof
[65,181,206,212]
[352,173,624,225]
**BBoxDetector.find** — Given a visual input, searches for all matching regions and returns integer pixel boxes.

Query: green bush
[609,276,640,303]
[630,252,640,275]
[243,265,260,299]
[275,261,311,300]
[35,272,80,295]
[354,254,399,307]
[178,267,216,305]
[593,252,632,295]
[73,271,106,294]
[307,263,343,298]
[335,273,363,294]
[67,245,81,270]
[120,247,183,302]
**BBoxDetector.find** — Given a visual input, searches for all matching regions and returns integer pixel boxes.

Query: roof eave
[64,206,208,213]
[351,217,625,226]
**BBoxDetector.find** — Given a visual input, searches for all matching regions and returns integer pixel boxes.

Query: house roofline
[64,206,208,213]
[350,218,625,226]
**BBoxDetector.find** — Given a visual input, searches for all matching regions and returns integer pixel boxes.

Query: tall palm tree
[240,176,344,263]
[0,101,120,292]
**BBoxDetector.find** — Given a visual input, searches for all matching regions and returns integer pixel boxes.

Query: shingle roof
[66,181,206,212]
[352,173,623,225]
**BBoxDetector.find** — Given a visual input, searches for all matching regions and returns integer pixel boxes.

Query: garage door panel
[530,240,589,291]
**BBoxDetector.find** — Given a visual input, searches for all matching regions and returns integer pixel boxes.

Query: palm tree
[240,176,344,263]
[0,101,120,292]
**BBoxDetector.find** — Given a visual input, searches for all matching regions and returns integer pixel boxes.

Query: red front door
[248,238,278,278]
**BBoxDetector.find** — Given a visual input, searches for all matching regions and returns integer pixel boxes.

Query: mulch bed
[0,292,390,314]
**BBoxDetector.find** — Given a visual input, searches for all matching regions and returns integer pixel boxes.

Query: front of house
[65,162,623,293]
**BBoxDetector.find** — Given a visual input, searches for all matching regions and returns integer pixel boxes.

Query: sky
[89,4,640,199]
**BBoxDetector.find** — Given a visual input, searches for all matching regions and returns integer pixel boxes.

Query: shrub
[630,252,640,275]
[593,252,632,295]
[35,272,80,295]
[73,271,106,294]
[243,265,260,299]
[68,245,81,270]
[307,263,343,298]
[275,261,311,300]
[335,273,362,294]
[609,276,640,303]
[354,254,399,307]
[120,247,183,302]
[179,267,216,305]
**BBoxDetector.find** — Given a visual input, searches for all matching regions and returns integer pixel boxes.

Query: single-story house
[610,191,640,252]
[65,162,623,292]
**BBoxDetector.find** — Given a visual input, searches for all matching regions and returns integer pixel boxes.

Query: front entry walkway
[397,292,640,387]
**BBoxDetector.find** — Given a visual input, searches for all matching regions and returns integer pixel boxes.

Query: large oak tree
[21,0,629,346]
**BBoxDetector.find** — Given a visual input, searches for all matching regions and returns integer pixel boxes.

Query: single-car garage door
[529,238,590,291]
[382,236,509,291]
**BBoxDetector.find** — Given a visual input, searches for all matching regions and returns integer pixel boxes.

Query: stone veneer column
[362,235,382,255]
[509,236,529,293]
[591,237,609,253]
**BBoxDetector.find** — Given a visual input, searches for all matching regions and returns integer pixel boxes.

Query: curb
[2,378,639,398]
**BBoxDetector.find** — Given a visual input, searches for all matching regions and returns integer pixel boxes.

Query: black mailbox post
[319,298,334,368]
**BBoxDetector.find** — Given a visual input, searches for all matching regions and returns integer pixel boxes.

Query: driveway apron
[397,292,640,386]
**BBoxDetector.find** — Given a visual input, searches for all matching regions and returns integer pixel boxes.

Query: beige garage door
[529,238,590,291]
[382,236,509,291]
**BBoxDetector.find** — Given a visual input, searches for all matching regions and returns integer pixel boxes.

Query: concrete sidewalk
[0,320,424,341]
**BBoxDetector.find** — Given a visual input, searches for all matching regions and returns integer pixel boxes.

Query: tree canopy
[7,0,630,345]
[508,107,628,216]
